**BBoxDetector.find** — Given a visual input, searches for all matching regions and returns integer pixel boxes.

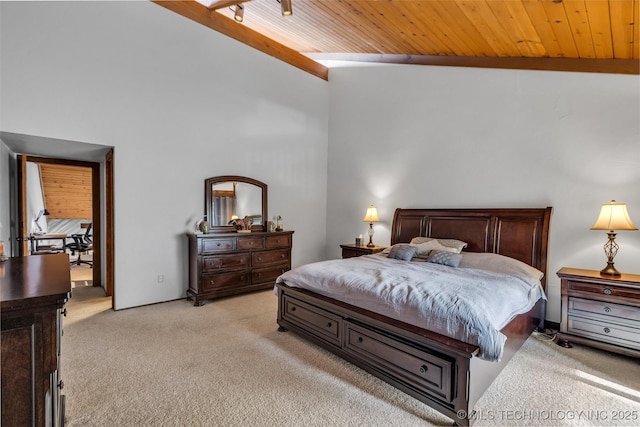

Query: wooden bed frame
[276,207,552,426]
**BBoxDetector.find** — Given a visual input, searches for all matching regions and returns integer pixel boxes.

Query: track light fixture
[233,4,244,23]
[279,0,292,16]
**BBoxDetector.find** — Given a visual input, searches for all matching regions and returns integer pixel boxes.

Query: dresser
[340,243,386,258]
[187,231,294,306]
[556,267,640,358]
[1,254,71,426]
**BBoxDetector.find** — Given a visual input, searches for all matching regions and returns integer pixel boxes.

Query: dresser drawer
[344,321,454,403]
[201,238,235,253]
[252,249,289,267]
[567,316,640,350]
[202,271,250,292]
[266,234,291,249]
[282,295,341,346]
[252,265,290,285]
[237,237,264,250]
[202,253,250,272]
[568,280,640,301]
[569,297,640,322]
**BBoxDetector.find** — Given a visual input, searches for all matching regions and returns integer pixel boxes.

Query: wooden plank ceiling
[154,0,639,80]
[39,164,92,219]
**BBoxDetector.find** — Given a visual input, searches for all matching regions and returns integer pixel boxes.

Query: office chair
[67,223,93,266]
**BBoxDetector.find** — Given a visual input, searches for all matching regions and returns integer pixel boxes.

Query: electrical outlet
[157,275,164,283]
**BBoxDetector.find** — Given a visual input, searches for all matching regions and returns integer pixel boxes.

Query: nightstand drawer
[569,297,640,322]
[568,280,640,301]
[567,316,640,350]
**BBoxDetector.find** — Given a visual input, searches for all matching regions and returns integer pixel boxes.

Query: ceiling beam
[305,53,640,75]
[152,1,328,80]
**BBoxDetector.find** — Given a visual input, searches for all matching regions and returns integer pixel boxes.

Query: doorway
[2,132,114,307]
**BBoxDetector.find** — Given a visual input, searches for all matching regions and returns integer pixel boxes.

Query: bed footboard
[276,284,542,426]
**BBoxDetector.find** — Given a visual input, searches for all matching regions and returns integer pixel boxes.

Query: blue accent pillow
[426,250,463,267]
[387,244,417,261]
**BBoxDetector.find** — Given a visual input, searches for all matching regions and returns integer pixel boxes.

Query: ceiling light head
[233,4,244,23]
[280,0,292,17]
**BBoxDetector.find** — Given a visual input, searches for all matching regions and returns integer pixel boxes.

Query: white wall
[1,1,329,309]
[326,64,640,323]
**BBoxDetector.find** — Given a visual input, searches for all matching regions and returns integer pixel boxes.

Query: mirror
[204,175,267,232]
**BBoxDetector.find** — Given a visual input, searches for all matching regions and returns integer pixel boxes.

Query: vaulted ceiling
[154,0,639,80]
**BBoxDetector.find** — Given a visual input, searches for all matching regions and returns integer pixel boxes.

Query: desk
[30,233,68,254]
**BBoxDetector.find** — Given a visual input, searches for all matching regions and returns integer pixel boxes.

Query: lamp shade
[363,206,379,223]
[591,200,638,231]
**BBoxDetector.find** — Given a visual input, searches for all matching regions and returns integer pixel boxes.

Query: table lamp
[362,205,379,247]
[591,200,637,276]
[33,209,50,235]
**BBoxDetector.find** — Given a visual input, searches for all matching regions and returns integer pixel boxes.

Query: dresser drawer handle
[603,288,612,295]
[357,336,363,343]
[291,306,296,312]
[209,280,214,285]
[603,327,610,334]
[419,365,429,374]
[603,306,611,313]
[217,243,221,247]
[280,254,285,259]
[326,322,332,328]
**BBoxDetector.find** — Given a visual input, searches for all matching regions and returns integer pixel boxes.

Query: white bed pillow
[458,252,544,285]
[409,237,468,256]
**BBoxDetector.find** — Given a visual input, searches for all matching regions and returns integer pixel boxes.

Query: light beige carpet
[61,287,640,426]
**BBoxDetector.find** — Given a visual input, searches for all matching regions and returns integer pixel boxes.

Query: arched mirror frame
[204,175,268,233]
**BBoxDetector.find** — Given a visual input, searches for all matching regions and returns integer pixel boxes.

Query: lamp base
[600,262,621,276]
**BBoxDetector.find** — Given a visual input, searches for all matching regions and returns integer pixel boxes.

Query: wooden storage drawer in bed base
[343,321,454,403]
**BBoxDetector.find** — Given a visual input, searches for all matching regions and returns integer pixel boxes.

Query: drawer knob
[357,337,364,343]
[326,322,332,328]
[603,327,610,334]
[62,308,68,317]
[58,380,64,390]
[604,306,611,313]
[217,243,221,247]
[419,365,429,374]
[210,280,214,285]
[291,307,296,312]
[603,288,612,295]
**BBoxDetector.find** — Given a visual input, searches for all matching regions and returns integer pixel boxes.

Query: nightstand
[340,244,386,259]
[556,267,640,358]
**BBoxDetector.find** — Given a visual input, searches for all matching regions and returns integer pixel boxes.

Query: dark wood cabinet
[556,267,640,358]
[1,254,71,426]
[187,231,294,306]
[340,243,386,259]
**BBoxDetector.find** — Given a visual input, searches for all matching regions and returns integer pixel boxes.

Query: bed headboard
[391,207,553,289]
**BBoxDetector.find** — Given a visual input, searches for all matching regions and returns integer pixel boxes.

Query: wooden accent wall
[38,164,92,219]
